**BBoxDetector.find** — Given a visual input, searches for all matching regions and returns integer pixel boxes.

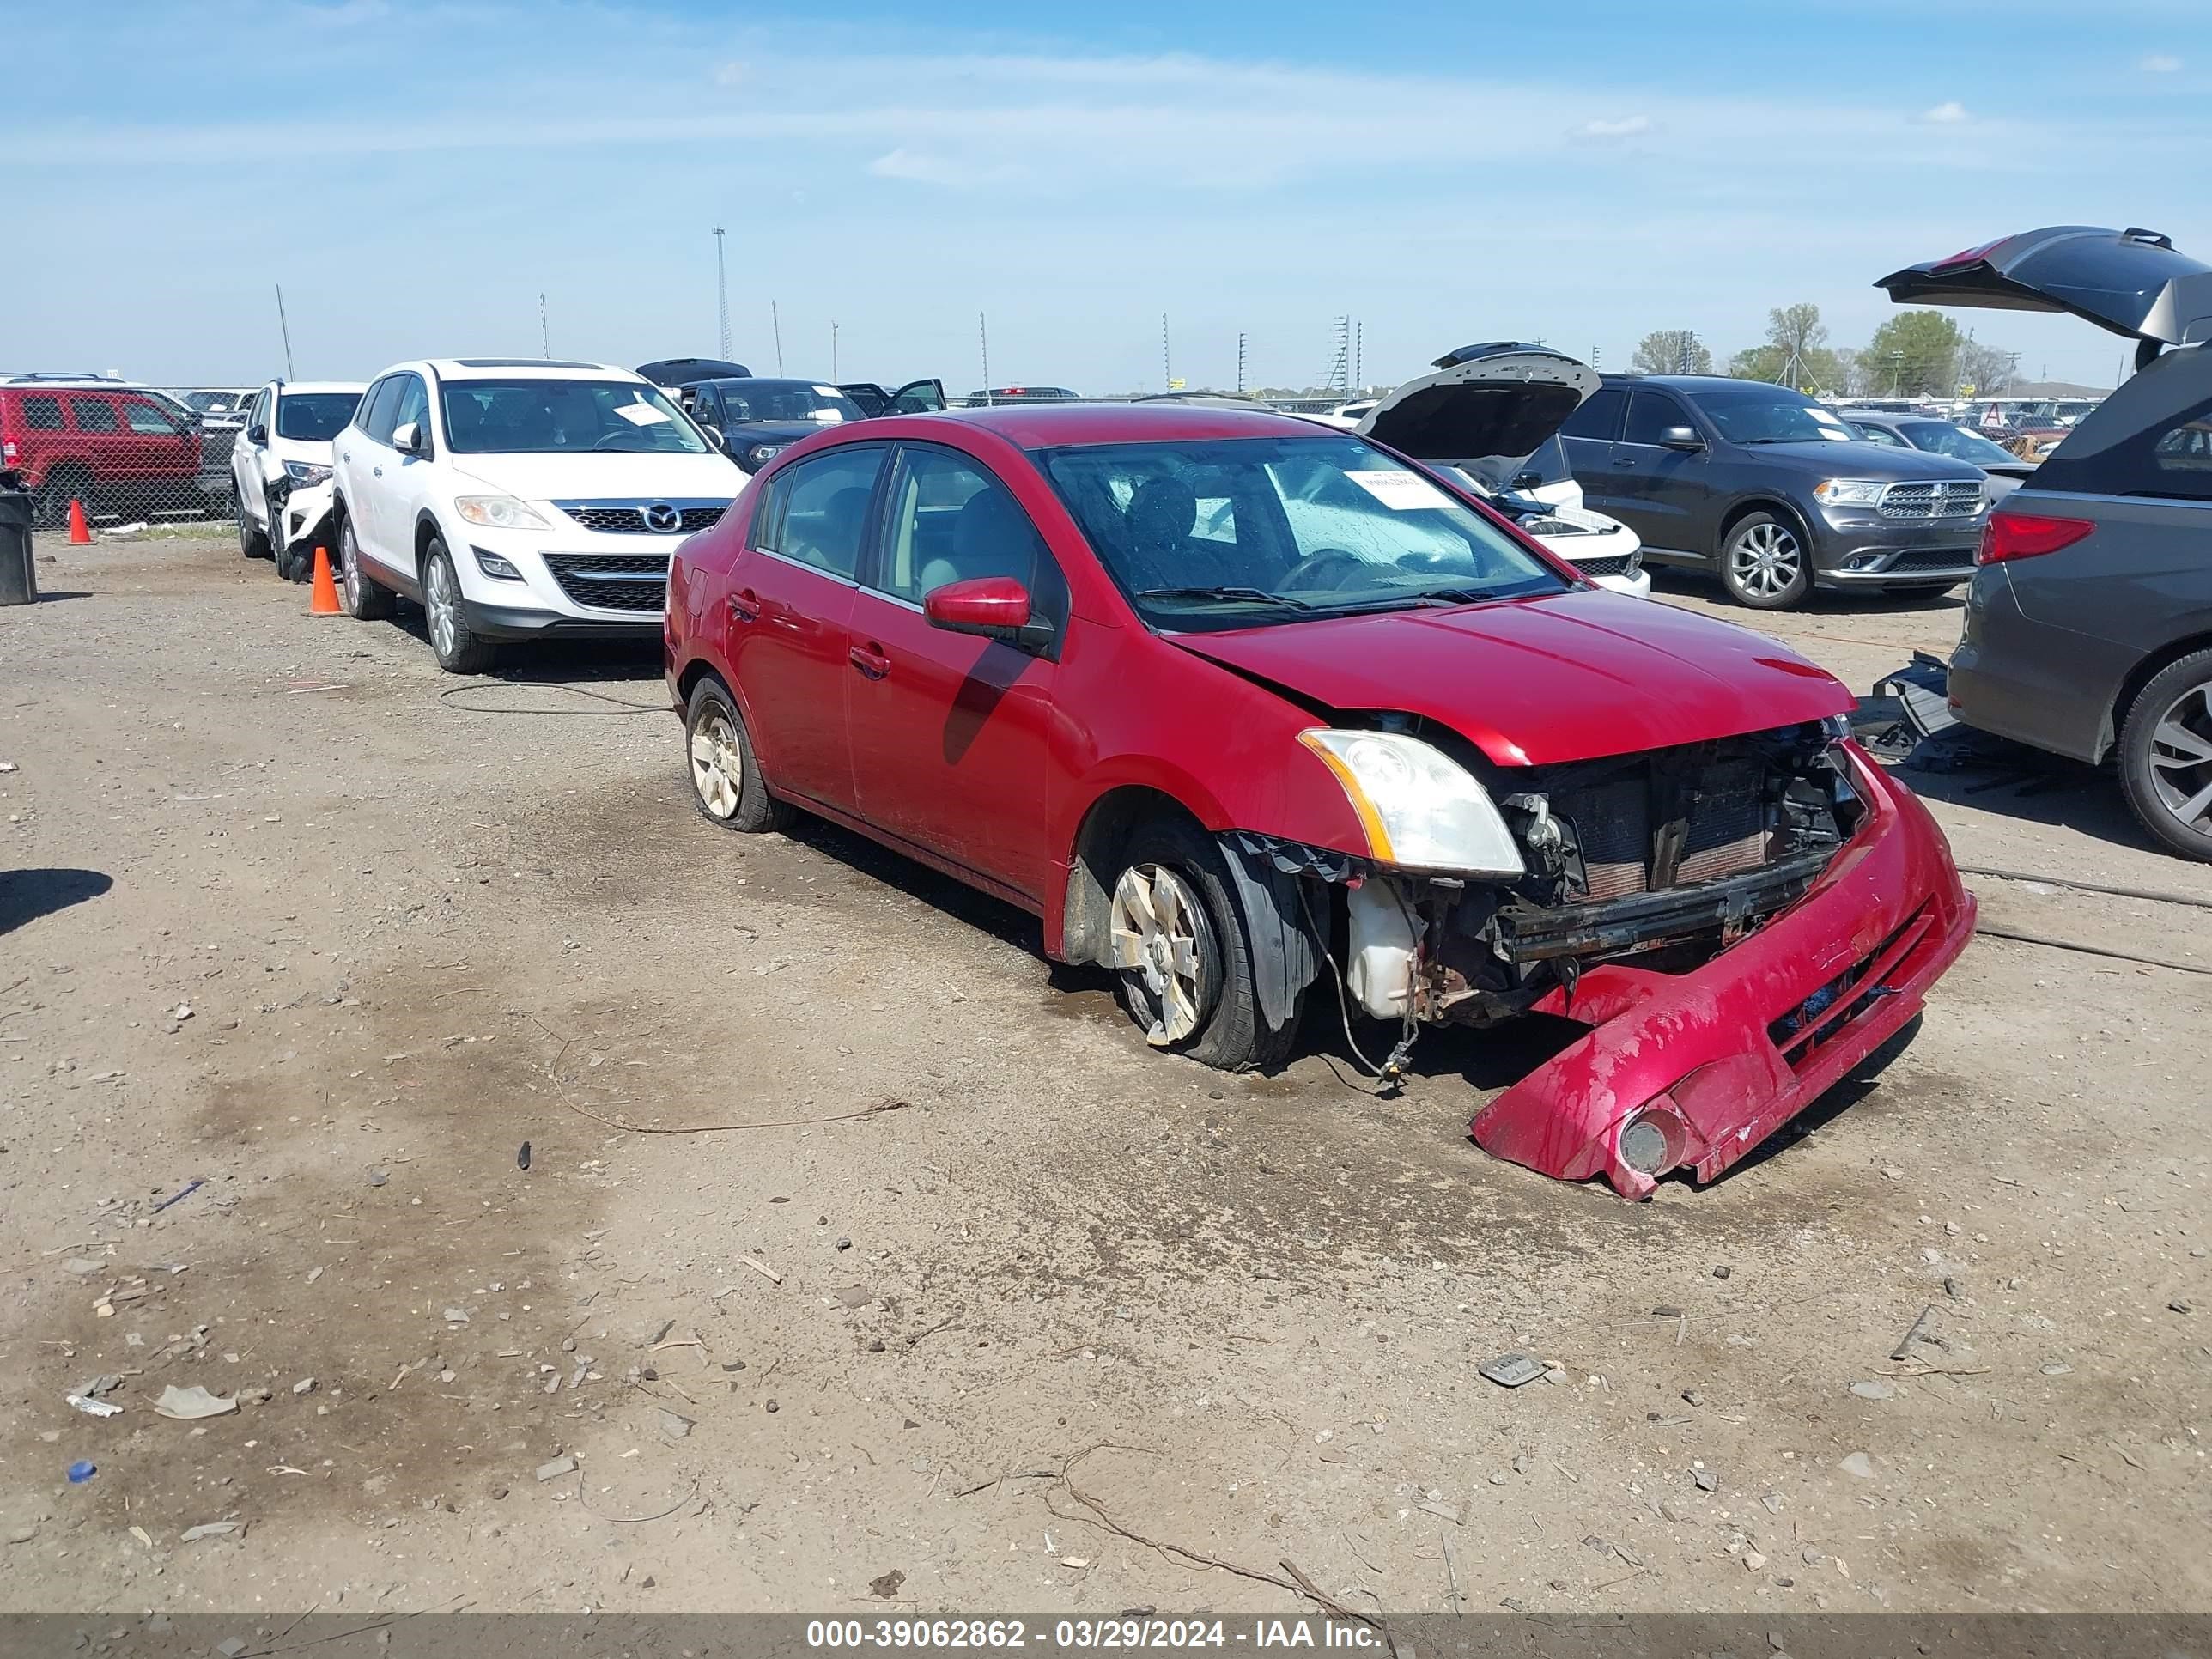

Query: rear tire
[1719,512,1812,610]
[422,540,495,674]
[33,470,89,531]
[337,515,395,622]
[238,500,270,560]
[2118,648,2212,863]
[684,676,790,833]
[1109,817,1297,1073]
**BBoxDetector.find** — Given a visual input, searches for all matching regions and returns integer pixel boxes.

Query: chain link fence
[0,380,256,535]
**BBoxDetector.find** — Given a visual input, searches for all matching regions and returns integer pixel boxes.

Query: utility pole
[538,293,549,357]
[714,228,730,361]
[771,301,785,374]
[1161,313,1171,390]
[1591,344,1601,369]
[1237,331,1247,394]
[274,284,295,379]
[979,312,990,394]
[831,319,839,380]
[1353,321,1362,393]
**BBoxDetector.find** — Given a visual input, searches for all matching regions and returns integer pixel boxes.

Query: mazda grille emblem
[643,502,683,533]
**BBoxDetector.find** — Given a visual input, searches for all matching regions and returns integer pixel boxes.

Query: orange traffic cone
[308,545,342,616]
[66,499,92,544]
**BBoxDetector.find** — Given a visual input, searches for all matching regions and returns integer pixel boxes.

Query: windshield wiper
[1135,585,1316,610]
[1318,587,1496,614]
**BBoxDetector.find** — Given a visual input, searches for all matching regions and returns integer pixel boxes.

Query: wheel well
[1060,786,1206,965]
[2106,631,2212,760]
[1717,496,1814,554]
[675,659,723,707]
[415,513,444,579]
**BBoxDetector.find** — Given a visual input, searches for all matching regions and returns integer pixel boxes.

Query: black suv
[1559,374,1988,609]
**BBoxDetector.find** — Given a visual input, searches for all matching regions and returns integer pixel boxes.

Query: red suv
[664,399,1972,1197]
[0,386,204,525]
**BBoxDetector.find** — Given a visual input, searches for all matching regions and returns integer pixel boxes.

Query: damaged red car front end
[1468,744,1972,1197]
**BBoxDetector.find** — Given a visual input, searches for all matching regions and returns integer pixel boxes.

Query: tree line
[1631,305,2021,398]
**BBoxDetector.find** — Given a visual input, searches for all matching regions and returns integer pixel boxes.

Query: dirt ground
[1,531,2206,1622]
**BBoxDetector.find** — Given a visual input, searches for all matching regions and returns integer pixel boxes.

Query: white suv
[232,380,365,574]
[331,358,744,672]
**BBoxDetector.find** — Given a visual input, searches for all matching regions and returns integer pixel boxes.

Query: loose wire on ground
[437,682,666,715]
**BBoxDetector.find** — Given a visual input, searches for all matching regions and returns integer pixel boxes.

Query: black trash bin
[0,472,35,606]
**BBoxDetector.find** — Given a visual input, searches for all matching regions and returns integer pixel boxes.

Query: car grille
[1557,757,1773,902]
[1573,553,1636,578]
[555,502,726,535]
[1885,549,1975,575]
[542,553,669,612]
[1879,481,1983,520]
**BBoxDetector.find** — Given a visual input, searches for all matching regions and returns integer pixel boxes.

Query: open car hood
[1875,226,2212,347]
[635,357,753,386]
[1357,343,1600,464]
[1171,589,1850,769]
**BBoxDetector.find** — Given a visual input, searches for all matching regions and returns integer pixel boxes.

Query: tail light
[1978,509,2094,566]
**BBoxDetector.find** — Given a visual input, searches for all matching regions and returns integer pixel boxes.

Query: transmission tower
[1321,315,1351,396]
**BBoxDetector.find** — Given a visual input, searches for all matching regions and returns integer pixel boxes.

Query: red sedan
[665,397,1972,1197]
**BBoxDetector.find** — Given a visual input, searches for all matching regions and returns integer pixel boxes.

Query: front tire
[422,540,495,674]
[684,677,789,832]
[1719,512,1812,610]
[338,516,395,621]
[1108,818,1297,1073]
[2118,649,2212,862]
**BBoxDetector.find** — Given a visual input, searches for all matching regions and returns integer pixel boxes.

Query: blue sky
[7,0,2205,392]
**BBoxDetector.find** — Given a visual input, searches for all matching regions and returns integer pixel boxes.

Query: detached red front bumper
[1469,747,1973,1199]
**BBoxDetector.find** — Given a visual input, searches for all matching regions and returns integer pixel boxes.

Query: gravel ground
[0,532,2205,1620]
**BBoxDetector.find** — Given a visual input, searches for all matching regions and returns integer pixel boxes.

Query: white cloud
[1569,114,1652,141]
[2140,52,2183,73]
[867,148,1021,189]
[1922,100,1969,124]
[713,60,747,87]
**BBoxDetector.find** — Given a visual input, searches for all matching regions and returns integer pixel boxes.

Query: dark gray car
[1838,410,2039,507]
[1876,224,2212,860]
[1559,374,1988,609]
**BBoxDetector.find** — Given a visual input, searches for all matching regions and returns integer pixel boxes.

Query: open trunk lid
[1358,343,1599,464]
[1875,227,2212,347]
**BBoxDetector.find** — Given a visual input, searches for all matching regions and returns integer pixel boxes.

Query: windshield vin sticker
[1346,470,1451,510]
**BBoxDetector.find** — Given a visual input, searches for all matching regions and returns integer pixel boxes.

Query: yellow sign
[1168,378,1187,391]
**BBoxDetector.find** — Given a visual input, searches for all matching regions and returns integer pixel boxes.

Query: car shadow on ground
[387,603,667,689]
[0,867,113,935]
[1882,750,2167,856]
[1713,1012,1925,1182]
[1647,568,1965,616]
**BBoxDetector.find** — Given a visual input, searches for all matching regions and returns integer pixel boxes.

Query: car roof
[416,358,639,380]
[906,401,1335,447]
[1601,374,1793,391]
[277,380,367,395]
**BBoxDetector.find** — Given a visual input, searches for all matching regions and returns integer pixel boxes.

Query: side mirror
[1659,425,1705,451]
[702,424,726,452]
[923,575,1043,647]
[392,421,425,458]
[246,424,268,445]
[1509,469,1545,490]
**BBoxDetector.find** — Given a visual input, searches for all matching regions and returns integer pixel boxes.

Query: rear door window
[21,397,64,431]
[1560,386,1626,442]
[759,446,887,579]
[69,398,121,434]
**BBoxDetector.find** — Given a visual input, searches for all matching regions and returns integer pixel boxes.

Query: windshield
[276,392,361,442]
[1693,386,1854,444]
[714,380,865,424]
[441,380,708,455]
[184,391,245,414]
[1896,420,2017,465]
[1036,434,1570,631]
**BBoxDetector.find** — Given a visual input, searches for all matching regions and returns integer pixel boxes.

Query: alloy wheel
[1729,521,1802,599]
[427,557,459,661]
[689,708,744,819]
[2147,681,2212,836]
[1108,862,1214,1046]
[341,524,364,610]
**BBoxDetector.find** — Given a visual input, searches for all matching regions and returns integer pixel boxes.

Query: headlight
[1813,478,1887,507]
[1297,729,1524,876]
[744,443,785,468]
[1820,713,1853,744]
[283,459,331,486]
[455,495,549,530]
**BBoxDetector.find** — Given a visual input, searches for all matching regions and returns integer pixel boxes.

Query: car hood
[447,450,744,501]
[1749,438,1984,479]
[1875,225,2212,347]
[1170,588,1849,768]
[1358,344,1599,464]
[726,420,838,447]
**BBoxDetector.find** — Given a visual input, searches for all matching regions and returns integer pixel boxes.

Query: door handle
[848,643,891,680]
[1615,457,1638,468]
[728,589,760,623]
[373,466,383,477]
